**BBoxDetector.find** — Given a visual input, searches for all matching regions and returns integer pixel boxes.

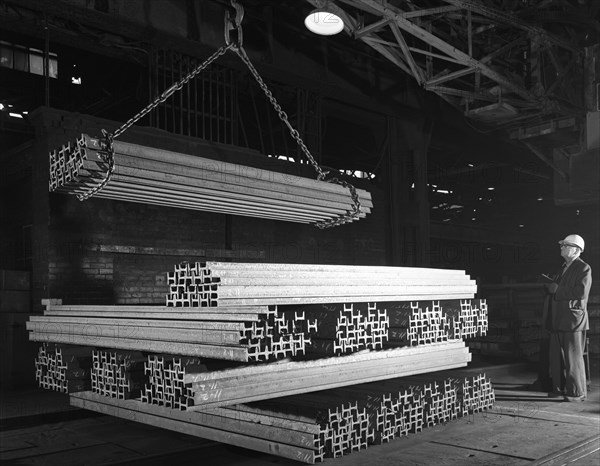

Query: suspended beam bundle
[34,343,92,393]
[165,261,478,307]
[48,135,372,226]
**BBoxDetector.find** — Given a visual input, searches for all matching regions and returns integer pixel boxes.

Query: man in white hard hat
[545,234,592,402]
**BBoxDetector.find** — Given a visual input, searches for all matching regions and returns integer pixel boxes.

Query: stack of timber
[48,135,372,226]
[35,343,91,393]
[69,370,494,463]
[165,261,477,307]
[91,350,146,400]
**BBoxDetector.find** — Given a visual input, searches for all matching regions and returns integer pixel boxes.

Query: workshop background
[1,1,599,465]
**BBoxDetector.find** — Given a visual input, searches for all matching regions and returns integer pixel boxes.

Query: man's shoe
[563,395,586,402]
[548,391,564,398]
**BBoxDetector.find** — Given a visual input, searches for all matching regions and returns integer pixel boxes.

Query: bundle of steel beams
[185,340,472,409]
[165,261,478,307]
[69,371,494,464]
[292,303,388,356]
[246,373,494,459]
[34,343,91,393]
[442,299,489,339]
[140,355,205,409]
[27,302,319,362]
[34,339,470,404]
[386,299,488,347]
[28,297,486,363]
[91,350,146,399]
[48,134,372,225]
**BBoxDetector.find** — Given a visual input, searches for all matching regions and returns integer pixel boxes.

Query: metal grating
[149,49,237,145]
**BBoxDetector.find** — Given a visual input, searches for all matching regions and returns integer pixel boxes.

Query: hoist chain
[76,129,115,201]
[76,43,233,201]
[234,46,328,181]
[114,44,233,141]
[78,0,362,227]
[315,178,362,229]
[234,45,362,227]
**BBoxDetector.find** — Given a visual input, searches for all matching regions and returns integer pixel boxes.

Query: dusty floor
[1,360,599,466]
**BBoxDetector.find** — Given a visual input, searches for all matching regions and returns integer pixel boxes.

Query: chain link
[77,44,233,201]
[234,46,362,227]
[315,178,362,229]
[234,46,328,181]
[76,2,362,227]
[76,129,115,201]
[113,44,234,140]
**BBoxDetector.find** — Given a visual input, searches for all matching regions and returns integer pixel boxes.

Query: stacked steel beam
[253,396,372,460]
[28,302,319,362]
[165,261,477,307]
[48,135,372,226]
[185,340,471,409]
[34,343,92,393]
[247,309,318,361]
[28,299,486,362]
[297,303,388,356]
[386,299,488,347]
[27,262,479,362]
[457,373,496,416]
[442,299,489,340]
[241,373,495,460]
[140,355,205,409]
[69,371,494,463]
[91,350,146,399]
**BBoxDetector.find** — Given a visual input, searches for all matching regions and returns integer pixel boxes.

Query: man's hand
[545,282,558,294]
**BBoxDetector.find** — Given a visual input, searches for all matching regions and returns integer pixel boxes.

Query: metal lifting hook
[225,0,244,49]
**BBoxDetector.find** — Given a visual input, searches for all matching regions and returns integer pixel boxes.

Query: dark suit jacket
[550,257,592,332]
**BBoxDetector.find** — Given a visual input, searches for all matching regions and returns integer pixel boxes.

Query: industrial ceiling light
[304,9,344,35]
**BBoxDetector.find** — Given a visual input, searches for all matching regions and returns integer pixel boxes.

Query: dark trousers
[536,336,551,390]
[549,330,587,398]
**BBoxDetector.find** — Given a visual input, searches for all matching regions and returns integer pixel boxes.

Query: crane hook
[225,0,244,49]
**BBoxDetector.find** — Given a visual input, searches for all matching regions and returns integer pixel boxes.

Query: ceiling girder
[306,0,590,131]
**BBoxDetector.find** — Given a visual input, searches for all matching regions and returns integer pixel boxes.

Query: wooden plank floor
[1,361,599,465]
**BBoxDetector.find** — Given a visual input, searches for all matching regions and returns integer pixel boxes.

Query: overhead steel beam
[441,0,579,53]
[305,0,587,133]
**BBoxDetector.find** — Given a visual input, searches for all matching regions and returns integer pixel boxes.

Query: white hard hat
[558,234,585,252]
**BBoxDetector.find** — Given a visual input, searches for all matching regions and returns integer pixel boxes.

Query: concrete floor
[1,360,599,466]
